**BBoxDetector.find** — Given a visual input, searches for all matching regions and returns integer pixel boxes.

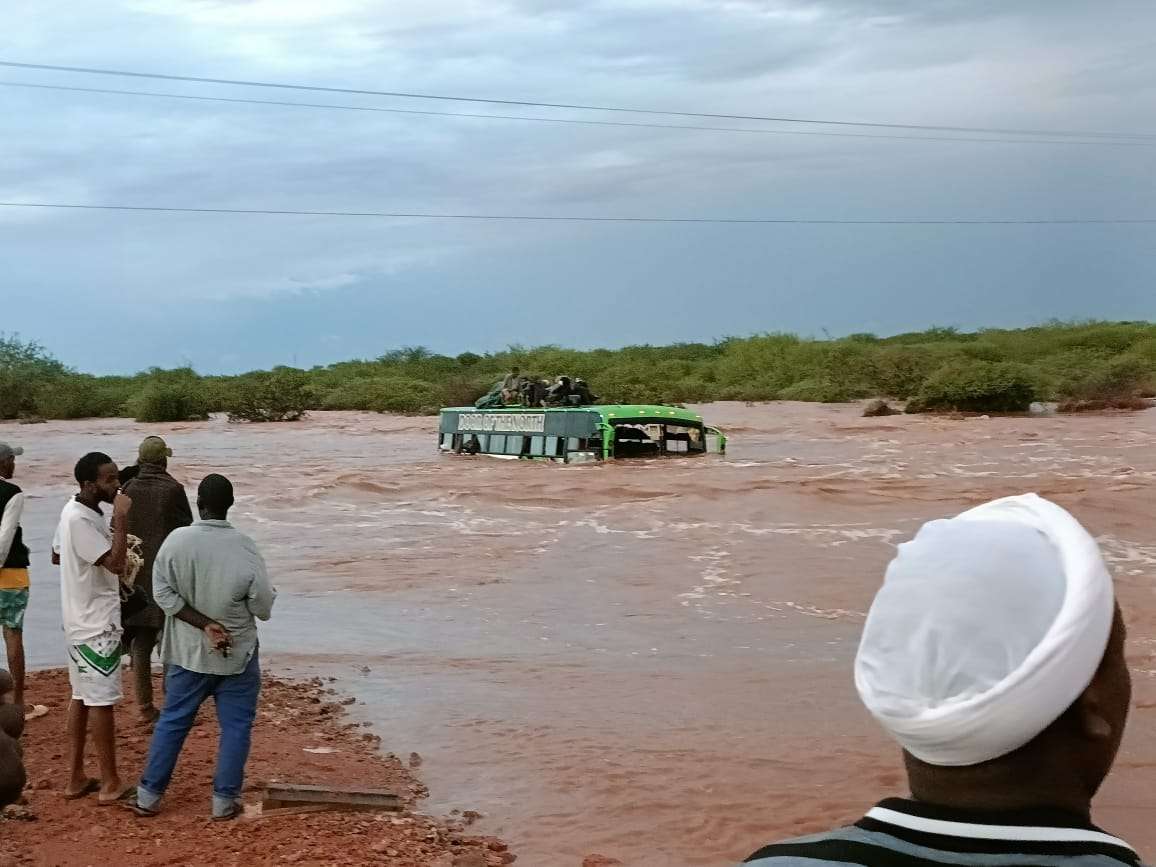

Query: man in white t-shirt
[56,451,134,804]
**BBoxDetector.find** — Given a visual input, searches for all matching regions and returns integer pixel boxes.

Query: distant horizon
[16,317,1154,378]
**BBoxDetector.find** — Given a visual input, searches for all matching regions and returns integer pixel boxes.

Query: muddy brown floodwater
[7,402,1155,866]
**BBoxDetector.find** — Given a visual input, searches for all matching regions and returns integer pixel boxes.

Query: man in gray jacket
[132,474,276,821]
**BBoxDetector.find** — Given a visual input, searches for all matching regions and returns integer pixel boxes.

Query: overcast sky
[2,0,1155,374]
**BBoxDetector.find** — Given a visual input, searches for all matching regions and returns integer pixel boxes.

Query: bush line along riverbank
[3,321,1155,422]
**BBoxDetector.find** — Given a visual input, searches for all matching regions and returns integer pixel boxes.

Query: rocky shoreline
[1,668,514,867]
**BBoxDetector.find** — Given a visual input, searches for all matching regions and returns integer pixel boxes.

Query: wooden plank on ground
[263,783,403,812]
[248,804,337,821]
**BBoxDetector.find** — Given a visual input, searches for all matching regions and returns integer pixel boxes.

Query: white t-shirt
[57,498,120,644]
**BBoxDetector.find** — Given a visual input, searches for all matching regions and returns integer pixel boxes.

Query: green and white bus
[438,405,726,463]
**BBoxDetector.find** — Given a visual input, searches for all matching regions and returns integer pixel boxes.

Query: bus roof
[441,404,704,424]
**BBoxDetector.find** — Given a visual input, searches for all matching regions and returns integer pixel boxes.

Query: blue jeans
[138,652,261,817]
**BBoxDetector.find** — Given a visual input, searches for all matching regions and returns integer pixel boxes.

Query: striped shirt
[745,798,1146,866]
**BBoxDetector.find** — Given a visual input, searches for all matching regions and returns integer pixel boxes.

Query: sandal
[97,785,138,807]
[63,779,101,800]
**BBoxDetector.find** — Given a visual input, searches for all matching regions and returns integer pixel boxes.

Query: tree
[0,333,70,418]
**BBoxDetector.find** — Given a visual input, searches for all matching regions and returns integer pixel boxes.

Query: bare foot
[97,785,137,806]
[63,778,100,800]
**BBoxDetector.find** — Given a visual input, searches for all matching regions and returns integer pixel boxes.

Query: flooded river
[9,403,1156,865]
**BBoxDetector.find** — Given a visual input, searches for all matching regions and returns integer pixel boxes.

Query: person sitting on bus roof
[521,378,547,407]
[573,379,597,405]
[500,368,524,405]
[546,377,573,406]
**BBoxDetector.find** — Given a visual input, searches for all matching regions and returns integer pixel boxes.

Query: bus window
[506,437,524,456]
[489,434,506,454]
[663,425,703,454]
[546,435,560,456]
[530,437,546,456]
[567,437,581,453]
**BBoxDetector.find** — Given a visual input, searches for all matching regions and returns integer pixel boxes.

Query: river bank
[1,669,513,867]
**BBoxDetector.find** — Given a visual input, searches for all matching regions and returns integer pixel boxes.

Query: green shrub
[0,334,70,418]
[778,378,868,402]
[441,376,491,409]
[1056,355,1155,410]
[10,321,1156,418]
[816,342,878,395]
[885,325,975,344]
[1129,338,1156,363]
[907,361,1039,413]
[870,346,942,399]
[225,368,312,422]
[958,342,1006,362]
[1055,322,1151,357]
[34,376,127,420]
[128,381,210,422]
[321,376,440,414]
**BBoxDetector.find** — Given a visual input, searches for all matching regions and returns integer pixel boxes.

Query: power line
[4,80,1152,149]
[2,202,1153,225]
[2,59,1153,142]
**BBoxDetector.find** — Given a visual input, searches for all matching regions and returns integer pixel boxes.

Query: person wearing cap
[0,443,32,715]
[744,494,1143,867]
[120,436,193,723]
[133,474,275,821]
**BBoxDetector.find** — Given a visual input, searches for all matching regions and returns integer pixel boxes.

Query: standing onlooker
[0,443,30,714]
[0,669,26,807]
[134,474,275,821]
[121,436,193,723]
[57,451,135,804]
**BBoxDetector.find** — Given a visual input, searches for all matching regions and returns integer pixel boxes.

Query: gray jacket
[153,519,276,675]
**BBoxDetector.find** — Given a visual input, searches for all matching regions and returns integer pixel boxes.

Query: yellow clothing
[0,567,29,590]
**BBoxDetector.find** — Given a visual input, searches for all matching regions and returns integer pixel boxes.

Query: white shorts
[67,629,124,707]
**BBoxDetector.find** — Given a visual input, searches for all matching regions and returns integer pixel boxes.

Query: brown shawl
[122,463,194,629]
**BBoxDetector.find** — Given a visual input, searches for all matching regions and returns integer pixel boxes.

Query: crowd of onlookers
[0,437,274,821]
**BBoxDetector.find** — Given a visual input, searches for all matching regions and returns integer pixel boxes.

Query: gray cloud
[1,0,1154,373]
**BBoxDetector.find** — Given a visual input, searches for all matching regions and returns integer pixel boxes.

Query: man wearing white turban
[744,494,1144,866]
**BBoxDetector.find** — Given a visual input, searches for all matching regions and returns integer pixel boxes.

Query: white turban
[854,493,1115,767]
